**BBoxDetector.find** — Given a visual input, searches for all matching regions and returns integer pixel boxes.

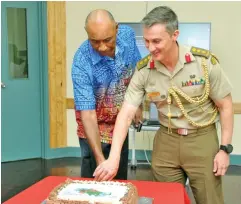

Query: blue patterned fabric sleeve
[72,51,95,111]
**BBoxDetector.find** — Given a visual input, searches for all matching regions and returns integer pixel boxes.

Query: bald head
[84,9,118,58]
[85,9,116,29]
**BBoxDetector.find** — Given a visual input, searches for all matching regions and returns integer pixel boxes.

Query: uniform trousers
[151,124,224,204]
[79,135,129,180]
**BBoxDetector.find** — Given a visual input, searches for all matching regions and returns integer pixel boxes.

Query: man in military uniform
[93,6,234,204]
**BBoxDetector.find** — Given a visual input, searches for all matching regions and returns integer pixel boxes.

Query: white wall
[66,1,241,155]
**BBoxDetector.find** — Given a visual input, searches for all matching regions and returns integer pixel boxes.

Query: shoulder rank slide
[137,54,151,71]
[190,46,210,58]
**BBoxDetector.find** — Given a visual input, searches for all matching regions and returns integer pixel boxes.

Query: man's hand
[133,104,143,127]
[213,150,230,176]
[93,157,120,181]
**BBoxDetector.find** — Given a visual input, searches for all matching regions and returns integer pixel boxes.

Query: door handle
[1,82,6,88]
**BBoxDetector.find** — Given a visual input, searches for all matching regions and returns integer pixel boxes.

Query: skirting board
[46,147,241,166]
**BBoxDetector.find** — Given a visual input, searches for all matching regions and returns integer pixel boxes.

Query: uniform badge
[182,76,205,87]
[147,92,160,101]
[150,60,155,69]
[147,92,166,101]
[185,53,191,63]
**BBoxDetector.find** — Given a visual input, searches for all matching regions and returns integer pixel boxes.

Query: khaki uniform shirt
[125,45,232,129]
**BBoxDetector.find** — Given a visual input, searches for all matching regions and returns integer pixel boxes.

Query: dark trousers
[79,135,129,180]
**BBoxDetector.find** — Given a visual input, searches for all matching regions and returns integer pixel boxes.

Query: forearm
[219,106,233,145]
[215,94,234,145]
[81,110,105,163]
[109,102,138,160]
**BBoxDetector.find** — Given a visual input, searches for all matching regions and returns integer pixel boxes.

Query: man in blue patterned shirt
[71,9,141,180]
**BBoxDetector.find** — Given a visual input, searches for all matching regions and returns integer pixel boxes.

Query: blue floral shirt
[72,25,141,143]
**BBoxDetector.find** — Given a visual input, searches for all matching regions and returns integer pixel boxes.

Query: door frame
[40,2,67,158]
[37,2,49,159]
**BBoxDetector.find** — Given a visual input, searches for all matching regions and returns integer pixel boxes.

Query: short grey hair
[142,6,178,35]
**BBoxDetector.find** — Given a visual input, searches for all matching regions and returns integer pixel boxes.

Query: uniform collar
[152,44,196,77]
[89,36,127,65]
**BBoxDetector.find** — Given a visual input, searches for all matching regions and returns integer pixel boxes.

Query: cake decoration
[46,179,138,204]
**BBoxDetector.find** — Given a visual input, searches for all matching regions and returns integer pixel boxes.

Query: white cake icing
[57,181,128,204]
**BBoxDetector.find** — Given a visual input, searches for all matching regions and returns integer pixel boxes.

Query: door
[1,1,44,162]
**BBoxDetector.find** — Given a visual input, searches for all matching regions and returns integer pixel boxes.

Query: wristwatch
[220,144,233,154]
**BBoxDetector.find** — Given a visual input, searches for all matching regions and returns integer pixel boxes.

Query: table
[3,176,190,204]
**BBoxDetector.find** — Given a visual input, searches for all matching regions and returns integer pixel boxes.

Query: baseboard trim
[45,147,241,166]
[46,147,81,159]
[230,154,241,166]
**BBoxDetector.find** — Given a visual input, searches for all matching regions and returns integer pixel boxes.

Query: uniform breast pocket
[181,84,205,98]
[179,75,206,98]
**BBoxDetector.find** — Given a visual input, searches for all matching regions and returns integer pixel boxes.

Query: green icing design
[77,188,111,197]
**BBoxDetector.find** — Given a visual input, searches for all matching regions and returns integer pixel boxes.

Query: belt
[160,124,215,136]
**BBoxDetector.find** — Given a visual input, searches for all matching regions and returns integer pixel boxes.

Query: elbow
[214,94,233,111]
[127,116,134,127]
[117,102,136,126]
